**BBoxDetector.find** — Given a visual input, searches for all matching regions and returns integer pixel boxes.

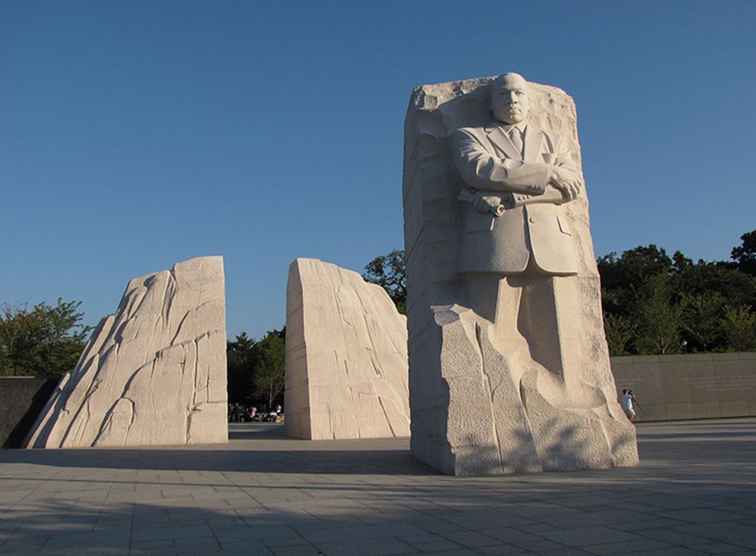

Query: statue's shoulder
[452,125,487,144]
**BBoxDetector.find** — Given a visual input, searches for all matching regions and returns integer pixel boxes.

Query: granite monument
[403,73,639,474]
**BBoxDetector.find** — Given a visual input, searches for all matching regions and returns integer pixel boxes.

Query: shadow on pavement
[0,447,433,475]
[228,423,287,440]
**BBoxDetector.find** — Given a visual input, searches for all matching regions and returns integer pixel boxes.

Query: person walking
[621,389,636,422]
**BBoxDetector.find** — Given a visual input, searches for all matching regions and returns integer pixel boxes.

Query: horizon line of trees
[363,230,756,356]
[226,328,285,411]
[598,237,756,355]
[2,231,753,405]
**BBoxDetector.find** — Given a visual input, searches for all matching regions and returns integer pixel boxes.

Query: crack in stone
[24,257,228,449]
[475,321,504,471]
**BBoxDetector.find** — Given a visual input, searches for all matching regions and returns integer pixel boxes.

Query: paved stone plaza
[1,419,755,556]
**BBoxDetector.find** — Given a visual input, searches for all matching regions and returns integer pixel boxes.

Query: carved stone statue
[403,72,639,475]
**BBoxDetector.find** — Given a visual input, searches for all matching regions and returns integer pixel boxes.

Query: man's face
[491,74,529,125]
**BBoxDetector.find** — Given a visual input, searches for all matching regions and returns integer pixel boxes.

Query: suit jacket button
[529,217,535,223]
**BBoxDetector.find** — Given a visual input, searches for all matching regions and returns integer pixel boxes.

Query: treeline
[599,233,756,355]
[0,296,288,409]
[0,299,90,378]
[226,329,285,410]
[363,231,756,356]
[3,231,752,393]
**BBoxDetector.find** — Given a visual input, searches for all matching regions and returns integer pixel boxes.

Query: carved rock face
[285,258,410,440]
[490,73,530,125]
[403,74,639,475]
[26,257,228,448]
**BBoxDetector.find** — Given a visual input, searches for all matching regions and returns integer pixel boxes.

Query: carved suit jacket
[452,123,579,275]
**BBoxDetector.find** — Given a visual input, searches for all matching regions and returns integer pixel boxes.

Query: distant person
[621,389,636,422]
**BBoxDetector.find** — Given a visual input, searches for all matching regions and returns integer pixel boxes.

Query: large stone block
[26,256,228,448]
[285,258,410,439]
[403,73,639,474]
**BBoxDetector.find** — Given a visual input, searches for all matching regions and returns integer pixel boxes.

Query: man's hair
[491,72,527,90]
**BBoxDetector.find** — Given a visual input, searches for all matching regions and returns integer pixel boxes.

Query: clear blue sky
[2,1,755,339]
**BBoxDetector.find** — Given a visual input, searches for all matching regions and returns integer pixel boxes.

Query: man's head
[490,72,529,125]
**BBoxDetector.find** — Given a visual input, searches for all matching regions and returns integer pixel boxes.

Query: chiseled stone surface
[285,258,410,439]
[26,256,228,448]
[403,74,638,474]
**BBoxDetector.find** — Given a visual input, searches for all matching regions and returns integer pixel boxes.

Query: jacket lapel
[485,126,522,160]
[522,125,543,162]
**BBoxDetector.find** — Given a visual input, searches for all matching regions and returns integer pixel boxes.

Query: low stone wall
[0,376,57,448]
[611,352,756,422]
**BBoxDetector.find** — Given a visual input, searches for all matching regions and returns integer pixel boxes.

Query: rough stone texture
[26,256,228,448]
[613,352,756,421]
[403,75,639,474]
[285,258,410,440]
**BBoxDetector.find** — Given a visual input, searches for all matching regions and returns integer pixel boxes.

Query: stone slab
[25,256,228,448]
[285,258,410,440]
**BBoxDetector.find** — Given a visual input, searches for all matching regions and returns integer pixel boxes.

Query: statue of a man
[453,72,587,393]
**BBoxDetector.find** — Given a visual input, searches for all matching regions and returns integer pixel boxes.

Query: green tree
[0,299,91,377]
[254,330,286,410]
[603,313,635,356]
[720,305,756,352]
[676,261,756,312]
[597,236,756,353]
[226,328,286,410]
[363,250,407,313]
[680,291,726,352]
[731,230,756,277]
[597,245,674,318]
[226,332,257,404]
[634,273,683,354]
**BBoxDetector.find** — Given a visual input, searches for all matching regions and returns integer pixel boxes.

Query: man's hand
[473,194,505,216]
[524,182,546,196]
[550,166,582,202]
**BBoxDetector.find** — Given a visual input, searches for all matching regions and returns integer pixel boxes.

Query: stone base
[411,305,639,475]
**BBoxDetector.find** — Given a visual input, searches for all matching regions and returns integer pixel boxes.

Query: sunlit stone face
[490,73,529,125]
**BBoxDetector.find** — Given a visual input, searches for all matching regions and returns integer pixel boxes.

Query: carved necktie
[508,127,523,157]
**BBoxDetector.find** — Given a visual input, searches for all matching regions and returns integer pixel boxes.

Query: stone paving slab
[0,420,755,555]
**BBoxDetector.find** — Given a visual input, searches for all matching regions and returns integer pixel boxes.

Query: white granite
[285,258,410,440]
[403,73,639,474]
[26,256,228,448]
